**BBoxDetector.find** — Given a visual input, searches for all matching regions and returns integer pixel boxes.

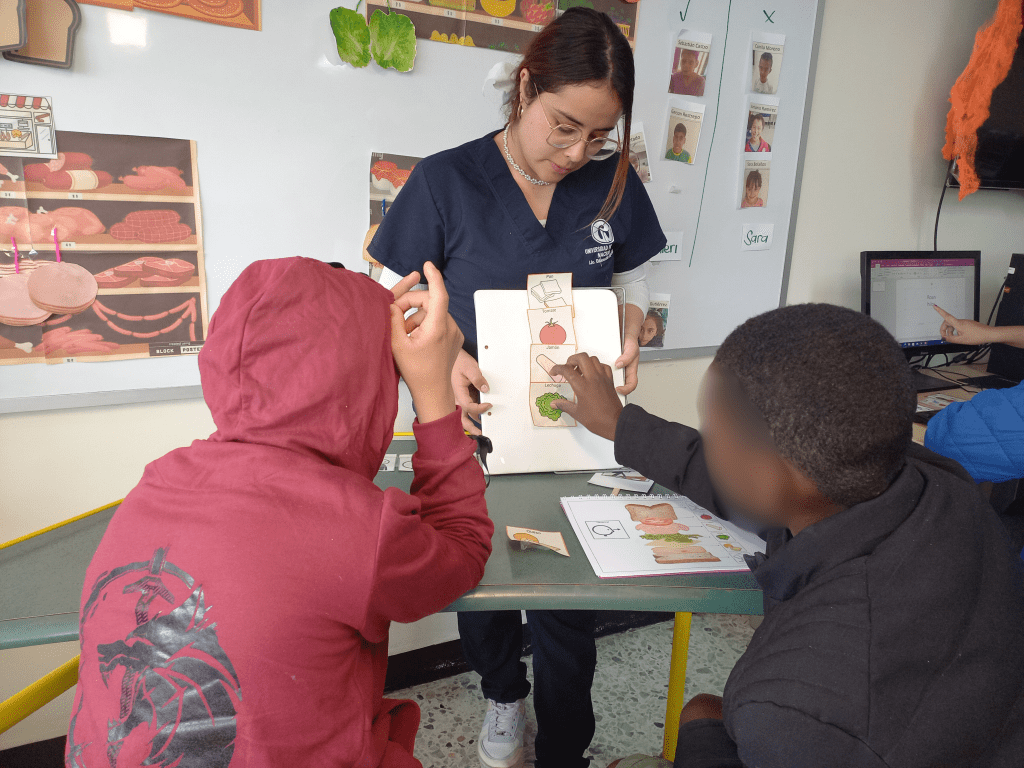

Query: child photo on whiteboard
[752,42,783,94]
[741,163,770,208]
[666,121,691,162]
[669,41,707,96]
[640,295,669,348]
[744,112,772,152]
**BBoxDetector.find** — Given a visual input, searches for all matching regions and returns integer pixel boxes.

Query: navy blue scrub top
[368,130,667,356]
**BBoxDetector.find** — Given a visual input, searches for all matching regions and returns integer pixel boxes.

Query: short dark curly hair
[714,303,916,507]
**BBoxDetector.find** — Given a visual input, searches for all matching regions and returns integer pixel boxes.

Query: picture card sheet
[561,494,766,578]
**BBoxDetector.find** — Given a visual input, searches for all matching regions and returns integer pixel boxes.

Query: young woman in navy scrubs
[369,9,666,768]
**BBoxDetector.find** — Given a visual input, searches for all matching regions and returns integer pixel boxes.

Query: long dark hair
[506,7,635,223]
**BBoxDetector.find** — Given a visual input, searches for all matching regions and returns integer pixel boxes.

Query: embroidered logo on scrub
[587,219,614,266]
[591,219,614,245]
[66,547,242,768]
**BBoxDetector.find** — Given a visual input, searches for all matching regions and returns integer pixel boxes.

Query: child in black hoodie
[551,303,1024,768]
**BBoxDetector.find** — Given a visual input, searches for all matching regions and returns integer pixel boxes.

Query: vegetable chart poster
[0,131,209,366]
[363,0,639,52]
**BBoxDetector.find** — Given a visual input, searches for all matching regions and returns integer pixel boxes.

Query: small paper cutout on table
[506,526,570,557]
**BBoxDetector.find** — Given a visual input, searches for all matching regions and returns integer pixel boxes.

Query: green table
[0,439,763,757]
[0,439,761,650]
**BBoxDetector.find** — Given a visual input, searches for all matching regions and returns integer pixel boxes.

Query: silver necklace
[503,125,550,186]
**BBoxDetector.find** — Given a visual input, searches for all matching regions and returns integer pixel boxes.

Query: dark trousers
[458,609,597,768]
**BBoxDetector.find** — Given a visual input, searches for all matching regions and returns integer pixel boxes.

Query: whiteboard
[633,0,824,359]
[0,0,823,412]
[477,288,624,474]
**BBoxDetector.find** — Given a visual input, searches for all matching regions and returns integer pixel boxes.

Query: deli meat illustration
[99,257,196,288]
[111,210,192,243]
[0,274,52,326]
[0,206,105,241]
[93,269,134,289]
[120,166,187,192]
[28,262,99,315]
[42,170,114,191]
[23,152,96,182]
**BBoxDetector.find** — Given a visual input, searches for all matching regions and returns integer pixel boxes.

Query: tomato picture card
[528,306,576,346]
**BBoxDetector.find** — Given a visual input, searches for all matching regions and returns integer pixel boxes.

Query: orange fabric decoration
[943,0,1023,199]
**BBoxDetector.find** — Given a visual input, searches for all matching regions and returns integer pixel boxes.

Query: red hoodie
[65,257,493,767]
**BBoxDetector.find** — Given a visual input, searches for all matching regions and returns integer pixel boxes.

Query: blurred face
[745,180,761,203]
[750,117,763,144]
[673,129,686,153]
[758,57,771,82]
[680,50,698,73]
[697,363,792,526]
[512,71,622,184]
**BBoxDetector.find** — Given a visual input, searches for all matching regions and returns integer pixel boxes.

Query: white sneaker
[477,698,526,768]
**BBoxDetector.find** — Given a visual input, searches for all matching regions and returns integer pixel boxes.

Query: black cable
[933,158,955,252]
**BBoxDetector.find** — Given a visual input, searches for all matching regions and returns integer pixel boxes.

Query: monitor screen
[862,252,980,349]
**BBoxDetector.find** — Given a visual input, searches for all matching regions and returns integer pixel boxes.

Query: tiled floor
[392,613,758,768]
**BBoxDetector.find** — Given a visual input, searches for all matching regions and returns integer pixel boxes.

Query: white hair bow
[482,59,521,106]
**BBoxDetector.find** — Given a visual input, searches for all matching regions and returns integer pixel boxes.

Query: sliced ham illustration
[94,269,134,289]
[112,257,164,278]
[145,258,195,281]
[140,273,192,288]
[43,170,113,191]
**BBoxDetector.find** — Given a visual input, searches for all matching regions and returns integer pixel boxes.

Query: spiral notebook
[560,494,766,578]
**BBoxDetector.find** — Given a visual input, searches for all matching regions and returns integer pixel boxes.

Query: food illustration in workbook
[527,272,578,427]
[0,131,208,365]
[560,495,765,578]
[668,30,712,97]
[363,0,637,53]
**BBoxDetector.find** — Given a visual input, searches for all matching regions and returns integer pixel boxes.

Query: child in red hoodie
[65,258,493,768]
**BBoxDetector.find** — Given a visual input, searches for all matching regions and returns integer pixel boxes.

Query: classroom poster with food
[78,0,262,32]
[0,130,208,366]
[363,0,638,52]
[365,151,421,269]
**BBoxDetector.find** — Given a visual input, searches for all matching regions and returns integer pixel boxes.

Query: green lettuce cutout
[369,7,417,72]
[330,2,371,68]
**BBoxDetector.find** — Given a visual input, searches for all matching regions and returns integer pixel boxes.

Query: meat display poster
[0,130,209,366]
[364,0,638,53]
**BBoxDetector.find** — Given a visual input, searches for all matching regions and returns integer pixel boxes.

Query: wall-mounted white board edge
[0,0,822,412]
[637,0,825,361]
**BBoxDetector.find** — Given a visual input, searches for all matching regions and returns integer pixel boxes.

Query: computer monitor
[861,251,981,355]
[861,251,981,393]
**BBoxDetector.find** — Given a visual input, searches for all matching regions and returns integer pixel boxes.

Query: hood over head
[199,257,399,478]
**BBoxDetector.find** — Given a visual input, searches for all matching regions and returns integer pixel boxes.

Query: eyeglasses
[535,93,621,161]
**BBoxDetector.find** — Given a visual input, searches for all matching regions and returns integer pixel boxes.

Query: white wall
[4,0,1024,750]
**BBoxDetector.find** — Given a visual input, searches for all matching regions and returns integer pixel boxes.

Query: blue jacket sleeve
[924,383,1024,483]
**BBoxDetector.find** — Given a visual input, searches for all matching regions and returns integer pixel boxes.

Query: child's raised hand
[390,262,462,424]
